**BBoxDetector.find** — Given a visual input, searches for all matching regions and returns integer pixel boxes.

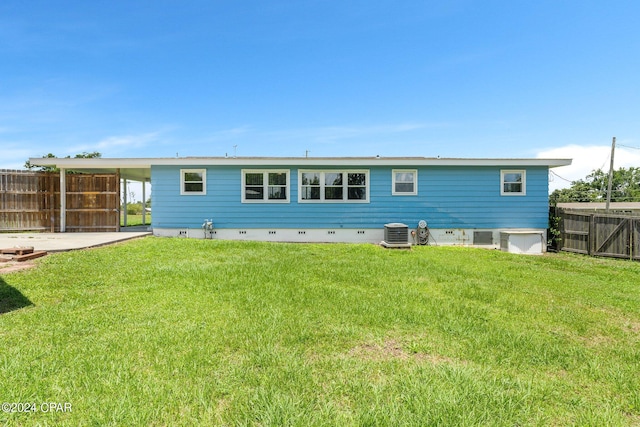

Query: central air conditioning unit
[382,223,411,248]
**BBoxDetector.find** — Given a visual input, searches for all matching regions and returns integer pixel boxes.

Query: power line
[550,170,573,183]
[618,143,640,150]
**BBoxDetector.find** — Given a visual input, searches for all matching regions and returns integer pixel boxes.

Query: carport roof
[29,158,152,182]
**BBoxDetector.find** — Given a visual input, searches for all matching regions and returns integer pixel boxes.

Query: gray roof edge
[29,156,572,168]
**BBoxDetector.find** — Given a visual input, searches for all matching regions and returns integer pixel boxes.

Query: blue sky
[2,1,640,191]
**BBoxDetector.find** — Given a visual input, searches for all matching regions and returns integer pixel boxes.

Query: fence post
[631,219,635,261]
[588,214,595,256]
[48,173,55,232]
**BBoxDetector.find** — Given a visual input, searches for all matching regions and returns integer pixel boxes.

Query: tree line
[551,167,640,203]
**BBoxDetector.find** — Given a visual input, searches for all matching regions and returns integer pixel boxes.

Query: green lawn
[1,238,639,426]
[120,213,151,227]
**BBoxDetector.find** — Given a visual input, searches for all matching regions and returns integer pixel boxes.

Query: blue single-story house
[30,156,572,252]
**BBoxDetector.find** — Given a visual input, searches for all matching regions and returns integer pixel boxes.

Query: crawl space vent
[473,231,493,245]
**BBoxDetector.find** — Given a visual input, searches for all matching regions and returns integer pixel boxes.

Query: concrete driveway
[0,230,152,252]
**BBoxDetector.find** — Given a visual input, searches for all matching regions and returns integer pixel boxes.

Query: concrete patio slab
[0,231,152,253]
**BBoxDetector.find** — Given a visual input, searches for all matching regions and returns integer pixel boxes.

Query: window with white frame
[242,170,290,203]
[392,170,418,195]
[299,170,369,203]
[501,170,526,195]
[180,169,206,195]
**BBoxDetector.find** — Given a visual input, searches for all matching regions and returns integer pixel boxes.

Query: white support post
[142,180,147,226]
[60,168,66,232]
[123,179,128,227]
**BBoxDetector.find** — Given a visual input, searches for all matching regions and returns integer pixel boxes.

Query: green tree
[551,167,640,203]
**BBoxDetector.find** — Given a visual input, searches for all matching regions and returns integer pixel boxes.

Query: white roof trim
[30,156,572,168]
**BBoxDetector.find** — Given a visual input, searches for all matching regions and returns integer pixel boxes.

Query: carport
[26,158,152,232]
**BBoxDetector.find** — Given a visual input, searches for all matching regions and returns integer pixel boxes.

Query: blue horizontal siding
[151,165,549,230]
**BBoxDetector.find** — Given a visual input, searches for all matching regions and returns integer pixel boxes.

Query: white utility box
[500,231,545,255]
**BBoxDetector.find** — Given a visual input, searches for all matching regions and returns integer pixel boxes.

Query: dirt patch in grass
[581,334,615,347]
[348,339,461,365]
[626,321,640,335]
[0,261,38,274]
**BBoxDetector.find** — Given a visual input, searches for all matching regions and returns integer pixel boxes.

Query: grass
[120,213,151,227]
[1,238,639,426]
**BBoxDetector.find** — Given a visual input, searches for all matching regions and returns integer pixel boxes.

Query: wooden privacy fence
[558,208,640,261]
[0,169,120,232]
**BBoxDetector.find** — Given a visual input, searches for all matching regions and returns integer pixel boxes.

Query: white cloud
[69,131,165,156]
[95,132,160,150]
[0,145,35,169]
[538,143,640,192]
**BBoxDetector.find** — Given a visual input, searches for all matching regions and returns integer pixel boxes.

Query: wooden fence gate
[0,169,120,232]
[558,208,640,261]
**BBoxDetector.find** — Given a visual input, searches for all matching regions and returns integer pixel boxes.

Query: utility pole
[605,136,616,212]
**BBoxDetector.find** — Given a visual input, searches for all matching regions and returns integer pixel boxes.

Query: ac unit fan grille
[384,223,409,245]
